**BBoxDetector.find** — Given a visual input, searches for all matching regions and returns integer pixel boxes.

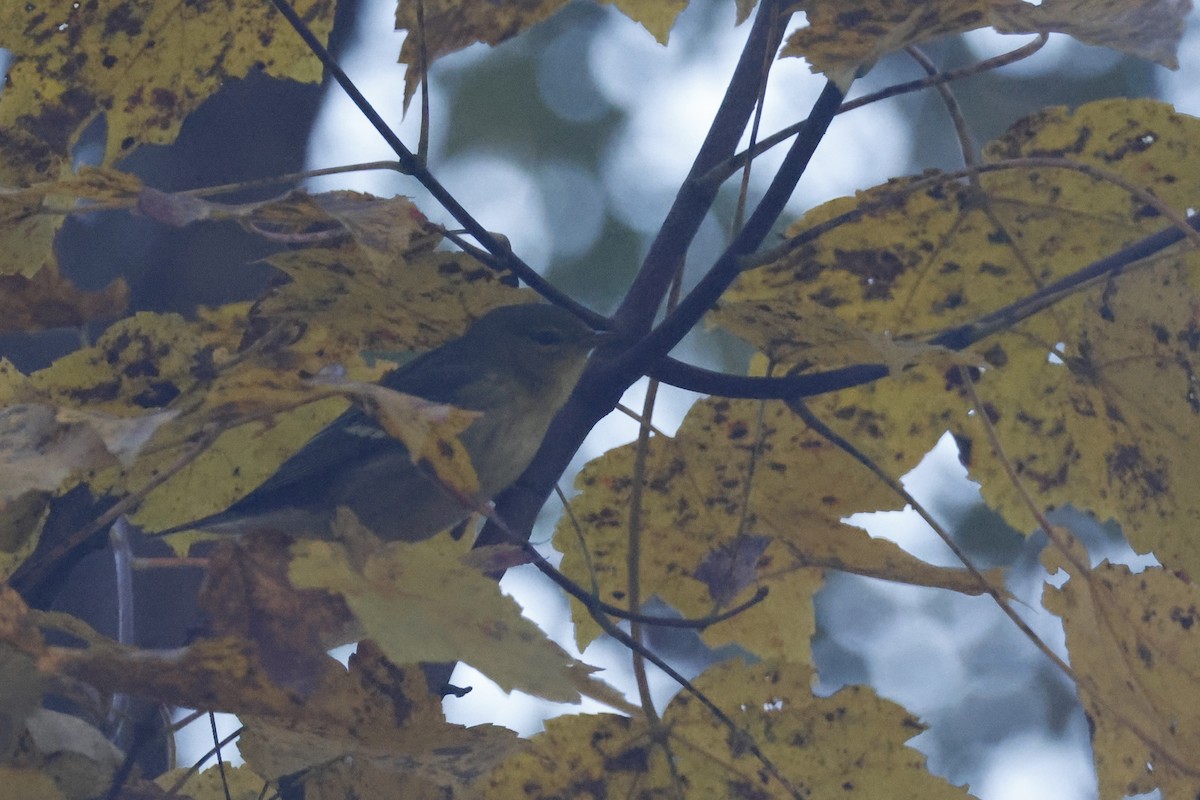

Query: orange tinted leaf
[0,269,128,333]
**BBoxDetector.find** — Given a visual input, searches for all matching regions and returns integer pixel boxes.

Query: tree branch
[266,0,591,320]
[614,80,845,381]
[650,358,888,399]
[932,208,1200,350]
[482,0,804,546]
[614,0,790,333]
[649,190,1200,400]
[704,33,1049,186]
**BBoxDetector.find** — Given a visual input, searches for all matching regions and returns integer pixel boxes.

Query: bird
[160,303,601,542]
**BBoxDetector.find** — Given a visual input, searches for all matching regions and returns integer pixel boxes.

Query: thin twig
[11,424,230,596]
[705,34,1049,186]
[266,0,589,316]
[628,372,662,712]
[626,259,692,797]
[209,711,234,800]
[34,162,410,216]
[753,155,1200,276]
[908,46,1056,324]
[415,0,431,163]
[787,397,1076,680]
[176,161,406,197]
[731,1,782,235]
[163,725,246,797]
[614,0,792,334]
[614,402,671,437]
[627,368,686,796]
[956,368,1087,573]
[478,510,800,796]
[554,484,602,596]
[905,46,979,168]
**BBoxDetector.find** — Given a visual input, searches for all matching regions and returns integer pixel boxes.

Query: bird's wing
[229,347,506,503]
[230,404,394,503]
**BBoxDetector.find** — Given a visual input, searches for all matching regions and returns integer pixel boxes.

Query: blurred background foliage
[1,0,1185,796]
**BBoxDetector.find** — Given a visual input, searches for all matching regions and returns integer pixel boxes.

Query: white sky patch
[844,432,972,567]
[305,0,426,197]
[962,30,1122,78]
[436,154,553,269]
[973,732,1098,800]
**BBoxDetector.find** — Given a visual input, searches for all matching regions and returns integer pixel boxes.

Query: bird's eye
[528,328,565,346]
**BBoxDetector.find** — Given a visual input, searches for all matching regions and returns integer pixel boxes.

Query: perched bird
[163,303,600,542]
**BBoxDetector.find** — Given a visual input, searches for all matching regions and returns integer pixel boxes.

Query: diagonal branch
[650,189,1200,400]
[266,0,591,319]
[613,80,846,382]
[614,0,791,333]
[483,0,822,546]
[705,33,1049,186]
[650,358,888,400]
[483,80,845,547]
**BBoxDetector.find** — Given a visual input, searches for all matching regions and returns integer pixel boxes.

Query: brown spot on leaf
[150,87,177,110]
[103,3,143,36]
[18,85,95,155]
[1101,129,1157,162]
[1015,459,1068,493]
[1108,444,1168,495]
[836,8,870,26]
[1170,607,1194,630]
[838,248,906,300]
[809,285,845,309]
[122,358,159,378]
[933,289,965,312]
[987,228,1012,245]
[133,381,180,408]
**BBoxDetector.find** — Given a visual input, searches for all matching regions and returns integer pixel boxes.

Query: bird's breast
[459,392,559,497]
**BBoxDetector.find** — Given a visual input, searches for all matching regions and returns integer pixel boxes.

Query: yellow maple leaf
[1044,545,1200,797]
[289,511,623,706]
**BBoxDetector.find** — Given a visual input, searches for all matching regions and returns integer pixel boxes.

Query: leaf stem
[705,33,1049,185]
[265,0,589,317]
[479,512,800,795]
[651,161,1200,399]
[787,398,1076,680]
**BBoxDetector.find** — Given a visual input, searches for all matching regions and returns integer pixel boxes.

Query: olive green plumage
[165,303,598,541]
